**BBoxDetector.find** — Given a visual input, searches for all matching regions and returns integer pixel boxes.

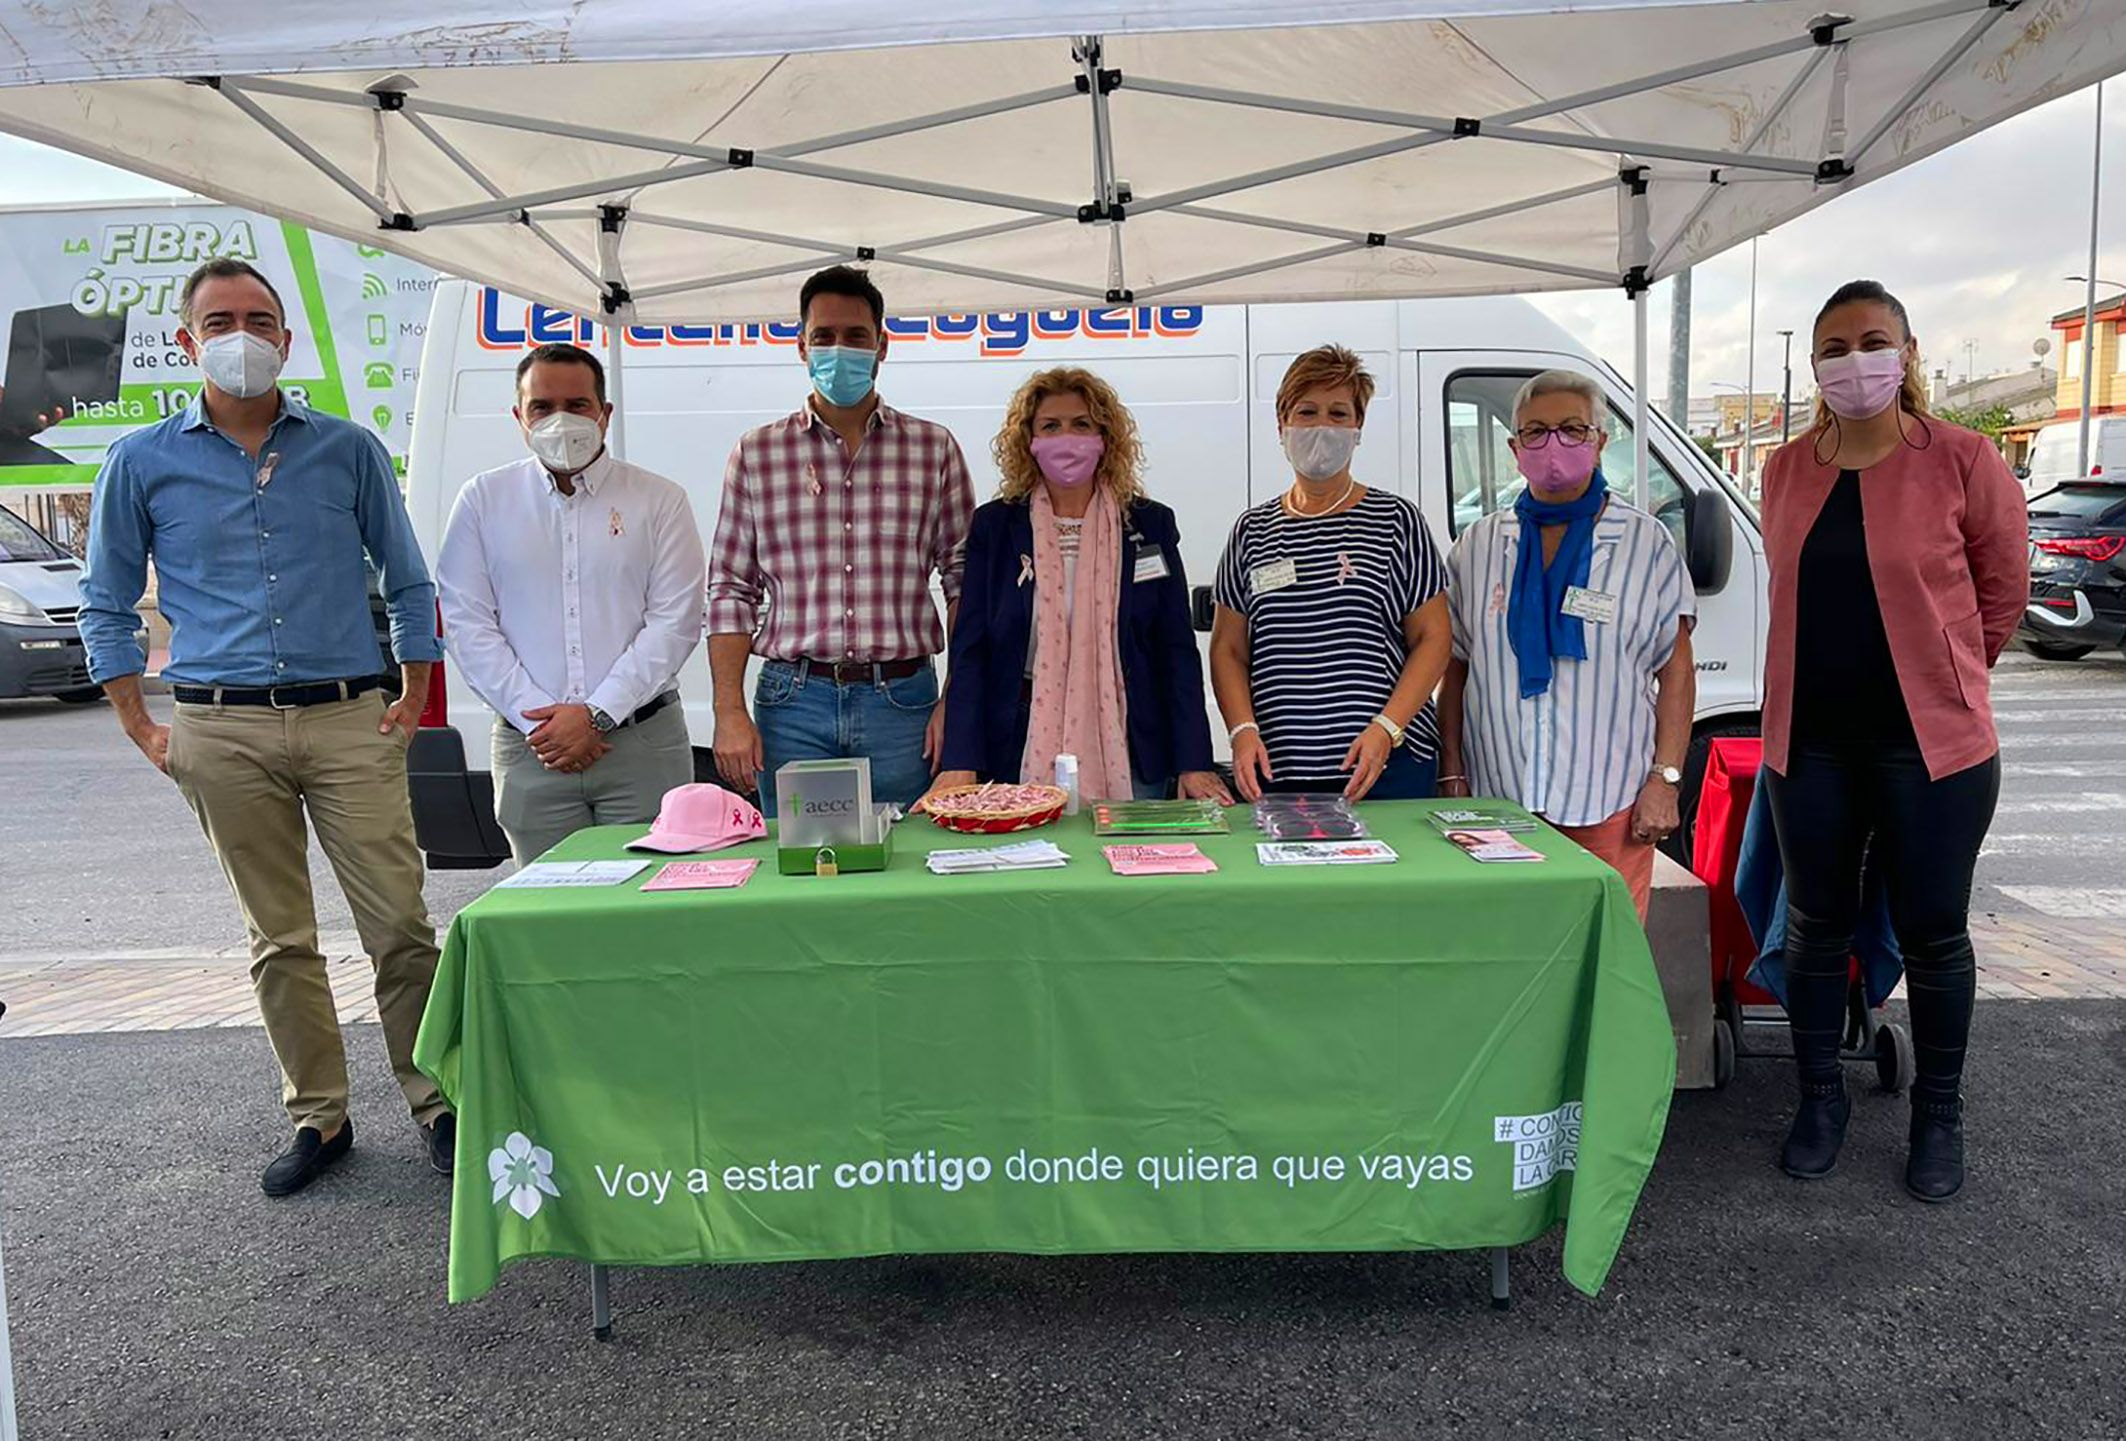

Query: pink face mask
[1030,433,1106,487]
[1814,348,1907,420]
[1514,434,1600,497]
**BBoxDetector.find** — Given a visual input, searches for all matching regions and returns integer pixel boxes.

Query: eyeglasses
[1513,421,1599,448]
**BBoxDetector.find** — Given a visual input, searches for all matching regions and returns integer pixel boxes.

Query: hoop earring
[1811,414,1841,468]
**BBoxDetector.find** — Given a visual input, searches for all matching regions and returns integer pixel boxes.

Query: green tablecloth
[415,801,1674,1303]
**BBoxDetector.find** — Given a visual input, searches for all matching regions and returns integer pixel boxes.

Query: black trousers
[1763,741,2000,1104]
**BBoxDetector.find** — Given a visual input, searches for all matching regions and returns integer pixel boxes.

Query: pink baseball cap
[627,783,766,854]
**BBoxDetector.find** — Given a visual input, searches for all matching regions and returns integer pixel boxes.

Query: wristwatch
[1651,764,1683,786]
[590,706,619,734]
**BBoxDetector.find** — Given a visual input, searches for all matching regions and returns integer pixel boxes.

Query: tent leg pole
[1632,286,1651,511]
[591,1264,614,1342]
[604,320,629,463]
[1489,1247,1512,1311]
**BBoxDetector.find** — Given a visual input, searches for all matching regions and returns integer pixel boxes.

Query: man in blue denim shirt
[81,258,454,1198]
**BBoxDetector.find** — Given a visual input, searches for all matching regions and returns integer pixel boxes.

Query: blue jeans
[754,660,938,817]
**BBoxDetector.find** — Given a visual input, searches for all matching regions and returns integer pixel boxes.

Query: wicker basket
[921,783,1069,834]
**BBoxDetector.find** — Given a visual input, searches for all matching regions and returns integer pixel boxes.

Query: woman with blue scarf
[1435,370,1698,919]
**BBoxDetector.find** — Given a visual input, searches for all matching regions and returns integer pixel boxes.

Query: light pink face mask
[1814,348,1907,420]
[1514,434,1601,497]
[1030,432,1106,487]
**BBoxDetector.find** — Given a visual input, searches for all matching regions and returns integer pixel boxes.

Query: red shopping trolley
[1690,736,1915,1093]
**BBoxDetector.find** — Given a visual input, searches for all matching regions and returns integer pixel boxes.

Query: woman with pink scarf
[924,367,1230,806]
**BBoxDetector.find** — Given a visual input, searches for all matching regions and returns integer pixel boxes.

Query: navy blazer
[941,496,1216,782]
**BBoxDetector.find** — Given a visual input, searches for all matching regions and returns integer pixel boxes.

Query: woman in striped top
[1210,345,1452,802]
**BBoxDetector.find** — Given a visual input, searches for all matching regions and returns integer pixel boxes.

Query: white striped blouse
[1446,499,1695,828]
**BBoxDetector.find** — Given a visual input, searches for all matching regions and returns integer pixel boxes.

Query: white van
[2022,416,2126,492]
[401,281,1767,868]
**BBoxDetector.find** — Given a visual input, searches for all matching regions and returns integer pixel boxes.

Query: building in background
[1931,363,2060,471]
[2050,293,2123,419]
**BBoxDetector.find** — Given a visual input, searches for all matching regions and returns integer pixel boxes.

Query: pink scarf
[1020,484,1134,799]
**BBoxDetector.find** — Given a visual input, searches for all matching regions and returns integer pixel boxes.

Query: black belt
[792,657,927,685]
[171,676,386,709]
[615,691,678,728]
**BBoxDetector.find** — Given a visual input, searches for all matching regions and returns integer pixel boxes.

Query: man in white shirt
[437,342,707,865]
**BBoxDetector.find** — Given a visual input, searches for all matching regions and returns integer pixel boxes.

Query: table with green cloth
[414,800,1675,1308]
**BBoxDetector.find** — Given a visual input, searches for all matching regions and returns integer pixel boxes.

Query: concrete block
[1648,851,1716,1089]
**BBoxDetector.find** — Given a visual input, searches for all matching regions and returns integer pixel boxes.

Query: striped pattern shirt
[706,399,976,662]
[1212,490,1446,780]
[1447,498,1694,827]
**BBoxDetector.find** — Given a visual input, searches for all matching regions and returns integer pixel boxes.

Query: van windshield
[0,508,63,563]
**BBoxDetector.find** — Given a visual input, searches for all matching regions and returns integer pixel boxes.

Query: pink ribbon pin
[1018,554,1035,588]
[1336,550,1355,586]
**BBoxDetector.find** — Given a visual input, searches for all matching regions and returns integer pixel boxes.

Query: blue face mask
[807,345,878,408]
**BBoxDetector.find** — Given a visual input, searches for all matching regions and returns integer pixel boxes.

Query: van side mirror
[1686,487,1733,594]
[1191,584,1216,633]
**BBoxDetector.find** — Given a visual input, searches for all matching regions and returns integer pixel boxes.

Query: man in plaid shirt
[707,266,976,814]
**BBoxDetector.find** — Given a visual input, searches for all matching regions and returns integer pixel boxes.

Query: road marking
[1994,792,2126,814]
[1993,709,2126,724]
[1993,735,2126,750]
[1978,833,2109,856]
[2002,763,2119,778]
[1995,887,2126,919]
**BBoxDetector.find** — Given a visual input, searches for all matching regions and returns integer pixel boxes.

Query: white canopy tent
[0,1,2121,325]
[0,0,2120,495]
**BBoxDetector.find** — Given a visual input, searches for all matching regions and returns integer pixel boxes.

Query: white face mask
[1283,424,1359,481]
[197,332,285,399]
[526,412,605,475]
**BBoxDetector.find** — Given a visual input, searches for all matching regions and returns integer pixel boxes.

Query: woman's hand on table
[1178,770,1235,806]
[914,770,978,813]
[1229,729,1273,802]
[1340,724,1397,803]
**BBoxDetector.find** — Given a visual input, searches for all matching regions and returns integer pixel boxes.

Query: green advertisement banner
[0,202,432,487]
[417,802,1676,1304]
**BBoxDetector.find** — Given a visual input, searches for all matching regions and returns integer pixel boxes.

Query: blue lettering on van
[474,289,1203,355]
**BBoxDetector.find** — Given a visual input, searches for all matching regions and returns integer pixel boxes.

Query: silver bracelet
[1228,721,1260,742]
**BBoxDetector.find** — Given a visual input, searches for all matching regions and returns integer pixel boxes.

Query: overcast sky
[2,79,2118,404]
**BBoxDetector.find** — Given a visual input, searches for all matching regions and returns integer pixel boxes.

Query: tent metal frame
[186,0,2023,515]
[194,0,2011,321]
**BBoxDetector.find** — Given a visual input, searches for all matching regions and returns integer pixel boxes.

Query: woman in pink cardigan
[1759,280,2028,1203]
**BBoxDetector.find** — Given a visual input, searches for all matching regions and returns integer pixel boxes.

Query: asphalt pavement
[2,1003,2121,1440]
[0,693,495,959]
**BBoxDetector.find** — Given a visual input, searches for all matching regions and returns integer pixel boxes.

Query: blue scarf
[1507,471,1609,699]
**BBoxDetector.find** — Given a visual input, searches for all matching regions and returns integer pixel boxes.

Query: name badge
[1132,546,1171,583]
[1249,558,1299,596]
[1560,586,1618,625]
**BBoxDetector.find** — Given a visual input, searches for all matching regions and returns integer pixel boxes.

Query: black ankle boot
[1781,1077,1850,1180]
[1906,1096,1965,1203]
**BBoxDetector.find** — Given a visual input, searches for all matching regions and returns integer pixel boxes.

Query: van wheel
[1660,719,1760,869]
[2022,640,2094,661]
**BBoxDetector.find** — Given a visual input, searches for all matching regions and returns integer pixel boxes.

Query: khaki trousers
[167,692,446,1133]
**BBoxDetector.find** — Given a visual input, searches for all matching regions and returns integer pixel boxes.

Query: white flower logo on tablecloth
[488,1131,560,1219]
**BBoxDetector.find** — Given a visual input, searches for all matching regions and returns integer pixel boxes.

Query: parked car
[0,506,106,703]
[2018,480,2126,661]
